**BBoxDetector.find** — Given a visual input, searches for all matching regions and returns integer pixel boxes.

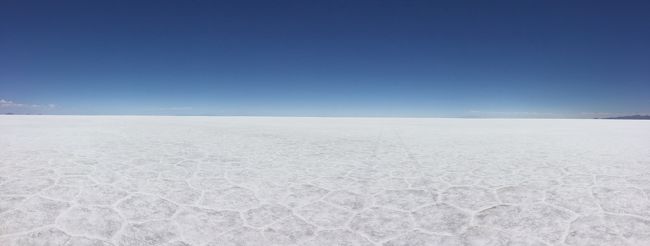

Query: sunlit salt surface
[1,116,649,245]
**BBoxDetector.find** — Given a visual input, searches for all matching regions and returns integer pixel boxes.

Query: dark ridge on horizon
[0,112,629,119]
[597,115,650,120]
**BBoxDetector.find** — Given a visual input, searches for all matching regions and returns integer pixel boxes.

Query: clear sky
[1,0,649,117]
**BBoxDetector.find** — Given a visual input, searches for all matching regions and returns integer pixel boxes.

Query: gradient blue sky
[1,0,649,117]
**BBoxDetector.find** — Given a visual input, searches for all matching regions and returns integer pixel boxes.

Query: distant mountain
[599,115,650,120]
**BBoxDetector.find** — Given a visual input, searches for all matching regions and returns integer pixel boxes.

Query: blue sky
[1,0,649,117]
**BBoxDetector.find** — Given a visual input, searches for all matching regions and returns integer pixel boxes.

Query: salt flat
[1,116,649,246]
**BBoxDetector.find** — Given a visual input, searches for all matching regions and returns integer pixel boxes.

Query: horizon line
[2,113,647,120]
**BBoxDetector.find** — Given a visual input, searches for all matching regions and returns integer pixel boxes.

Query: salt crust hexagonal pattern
[1,116,650,245]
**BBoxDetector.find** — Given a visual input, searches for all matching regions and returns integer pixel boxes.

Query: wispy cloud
[163,106,193,111]
[467,110,562,118]
[579,112,615,116]
[0,99,56,114]
[0,99,23,108]
[0,99,56,108]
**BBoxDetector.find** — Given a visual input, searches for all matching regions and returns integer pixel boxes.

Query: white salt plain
[1,116,649,245]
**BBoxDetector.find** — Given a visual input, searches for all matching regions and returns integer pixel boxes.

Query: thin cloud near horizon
[0,99,55,109]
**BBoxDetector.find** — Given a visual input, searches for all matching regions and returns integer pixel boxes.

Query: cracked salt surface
[1,116,649,245]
